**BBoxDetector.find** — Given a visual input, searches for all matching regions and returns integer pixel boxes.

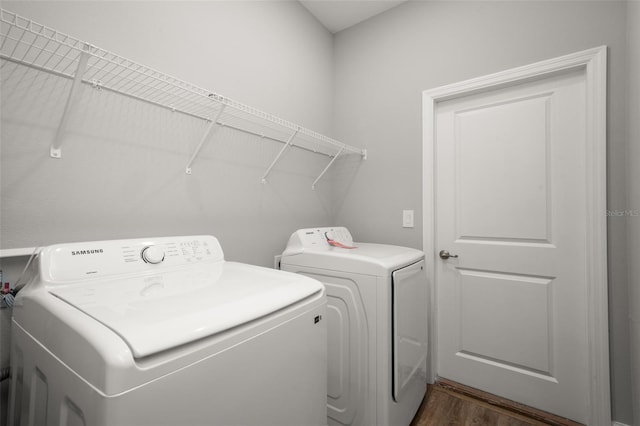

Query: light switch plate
[403,210,414,228]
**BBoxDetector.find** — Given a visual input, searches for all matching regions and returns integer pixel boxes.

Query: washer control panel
[41,235,224,283]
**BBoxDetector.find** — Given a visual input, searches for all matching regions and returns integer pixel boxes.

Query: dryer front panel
[284,268,377,426]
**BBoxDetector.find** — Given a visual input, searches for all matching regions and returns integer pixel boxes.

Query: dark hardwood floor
[411,382,584,426]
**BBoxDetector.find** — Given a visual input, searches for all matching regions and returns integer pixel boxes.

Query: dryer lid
[49,262,323,358]
[281,227,424,275]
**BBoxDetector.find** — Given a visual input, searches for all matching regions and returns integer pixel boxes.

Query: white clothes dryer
[9,235,327,426]
[280,227,428,426]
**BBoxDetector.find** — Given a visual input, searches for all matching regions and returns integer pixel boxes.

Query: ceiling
[299,0,408,34]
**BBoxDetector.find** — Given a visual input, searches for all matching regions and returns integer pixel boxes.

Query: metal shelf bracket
[185,105,226,174]
[50,44,92,158]
[261,128,299,184]
[312,145,346,190]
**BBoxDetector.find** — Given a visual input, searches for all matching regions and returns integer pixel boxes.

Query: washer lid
[49,261,323,358]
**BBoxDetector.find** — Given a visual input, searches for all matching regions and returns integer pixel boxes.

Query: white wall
[0,1,341,266]
[627,1,640,424]
[332,1,632,423]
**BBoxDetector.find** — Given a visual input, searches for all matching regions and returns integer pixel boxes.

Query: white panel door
[435,68,591,423]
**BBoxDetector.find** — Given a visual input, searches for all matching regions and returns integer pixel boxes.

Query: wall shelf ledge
[0,8,366,186]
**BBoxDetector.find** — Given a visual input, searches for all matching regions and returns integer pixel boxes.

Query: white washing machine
[9,235,327,426]
[280,227,428,426]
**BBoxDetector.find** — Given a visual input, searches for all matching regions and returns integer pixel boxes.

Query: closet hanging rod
[0,8,366,160]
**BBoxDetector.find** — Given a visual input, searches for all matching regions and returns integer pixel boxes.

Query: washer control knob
[141,245,165,264]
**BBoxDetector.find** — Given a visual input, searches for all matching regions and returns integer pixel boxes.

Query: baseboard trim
[612,422,631,426]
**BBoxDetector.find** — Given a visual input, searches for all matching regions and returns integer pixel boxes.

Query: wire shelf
[0,8,366,179]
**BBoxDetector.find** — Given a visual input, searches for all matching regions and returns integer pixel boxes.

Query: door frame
[422,46,609,425]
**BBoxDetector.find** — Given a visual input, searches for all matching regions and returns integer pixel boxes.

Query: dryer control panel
[39,235,224,283]
[283,227,355,256]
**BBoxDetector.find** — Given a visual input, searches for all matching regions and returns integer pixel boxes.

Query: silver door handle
[439,250,458,260]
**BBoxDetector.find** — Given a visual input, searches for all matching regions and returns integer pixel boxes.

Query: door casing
[422,46,609,425]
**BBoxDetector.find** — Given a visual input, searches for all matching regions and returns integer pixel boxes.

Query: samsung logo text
[71,249,104,256]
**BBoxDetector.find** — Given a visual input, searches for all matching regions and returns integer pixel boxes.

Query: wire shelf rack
[0,8,366,184]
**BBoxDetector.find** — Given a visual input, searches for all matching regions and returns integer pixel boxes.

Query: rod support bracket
[185,105,226,174]
[50,147,62,159]
[312,145,346,190]
[260,127,299,183]
[49,43,92,158]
